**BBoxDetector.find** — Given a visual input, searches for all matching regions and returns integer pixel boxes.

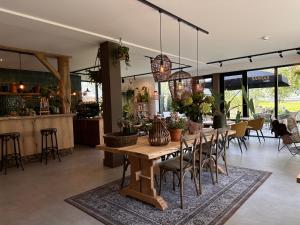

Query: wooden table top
[97,129,236,160]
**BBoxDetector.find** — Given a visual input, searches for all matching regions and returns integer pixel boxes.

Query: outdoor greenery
[224,66,300,119]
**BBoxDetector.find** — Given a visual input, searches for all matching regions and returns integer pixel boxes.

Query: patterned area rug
[65,166,271,225]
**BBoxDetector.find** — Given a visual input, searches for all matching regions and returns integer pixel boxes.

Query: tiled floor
[1,138,300,225]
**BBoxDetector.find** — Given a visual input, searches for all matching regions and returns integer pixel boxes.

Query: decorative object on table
[136,86,149,103]
[148,116,170,146]
[112,38,130,67]
[151,12,172,81]
[173,92,214,124]
[166,112,186,142]
[104,108,138,148]
[168,20,192,101]
[66,166,271,225]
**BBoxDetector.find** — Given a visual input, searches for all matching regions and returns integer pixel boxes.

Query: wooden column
[58,57,71,114]
[100,41,123,168]
[212,73,221,93]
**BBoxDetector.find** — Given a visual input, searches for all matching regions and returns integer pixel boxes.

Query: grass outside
[257,101,300,114]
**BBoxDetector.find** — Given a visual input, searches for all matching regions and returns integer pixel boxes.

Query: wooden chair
[230,121,248,154]
[203,128,229,184]
[158,133,203,209]
[247,118,265,143]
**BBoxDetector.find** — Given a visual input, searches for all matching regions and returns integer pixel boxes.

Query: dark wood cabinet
[73,118,104,146]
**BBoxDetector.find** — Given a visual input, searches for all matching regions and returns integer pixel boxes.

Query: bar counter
[0,114,74,159]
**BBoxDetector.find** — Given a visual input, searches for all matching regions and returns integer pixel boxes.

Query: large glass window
[81,81,102,103]
[247,69,275,137]
[224,74,243,120]
[159,82,173,117]
[278,65,300,121]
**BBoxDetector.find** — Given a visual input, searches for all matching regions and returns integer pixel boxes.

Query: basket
[104,132,138,147]
[148,117,170,146]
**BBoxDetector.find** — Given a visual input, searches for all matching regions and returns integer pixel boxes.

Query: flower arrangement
[172,92,214,123]
[167,112,186,130]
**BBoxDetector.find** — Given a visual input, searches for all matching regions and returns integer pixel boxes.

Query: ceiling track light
[278,51,283,58]
[219,61,223,67]
[122,78,125,83]
[297,49,300,55]
[249,57,253,63]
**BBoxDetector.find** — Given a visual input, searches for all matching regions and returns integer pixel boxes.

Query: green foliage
[242,85,255,115]
[172,92,214,122]
[136,86,149,103]
[113,45,130,67]
[167,112,186,129]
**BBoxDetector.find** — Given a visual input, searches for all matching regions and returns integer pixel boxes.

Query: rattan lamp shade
[151,55,172,82]
[168,70,193,100]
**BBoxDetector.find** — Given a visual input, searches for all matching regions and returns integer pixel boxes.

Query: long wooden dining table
[97,129,236,210]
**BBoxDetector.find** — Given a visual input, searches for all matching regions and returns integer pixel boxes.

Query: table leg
[120,155,168,210]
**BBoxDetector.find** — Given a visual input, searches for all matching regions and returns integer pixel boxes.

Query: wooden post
[58,57,71,114]
[101,41,123,168]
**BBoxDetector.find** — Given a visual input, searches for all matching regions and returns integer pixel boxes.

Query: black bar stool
[0,132,24,175]
[40,128,61,164]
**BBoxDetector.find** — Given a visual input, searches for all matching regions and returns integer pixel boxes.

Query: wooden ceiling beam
[34,53,61,80]
[0,45,71,58]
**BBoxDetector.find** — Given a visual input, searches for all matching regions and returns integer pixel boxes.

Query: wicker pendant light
[151,11,172,82]
[168,20,192,100]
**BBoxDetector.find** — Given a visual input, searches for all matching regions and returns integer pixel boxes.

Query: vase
[213,114,225,129]
[148,116,170,146]
[169,129,182,142]
[188,120,203,134]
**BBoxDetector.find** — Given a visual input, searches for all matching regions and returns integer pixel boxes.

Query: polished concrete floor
[1,137,300,225]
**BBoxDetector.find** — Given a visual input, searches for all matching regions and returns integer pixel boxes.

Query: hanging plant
[112,39,130,67]
[88,70,102,84]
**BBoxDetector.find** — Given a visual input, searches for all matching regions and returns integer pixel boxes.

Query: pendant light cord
[178,19,181,81]
[196,28,199,84]
[19,53,22,72]
[159,11,162,57]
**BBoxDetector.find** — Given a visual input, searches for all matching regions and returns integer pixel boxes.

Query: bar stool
[0,132,24,175]
[40,128,61,164]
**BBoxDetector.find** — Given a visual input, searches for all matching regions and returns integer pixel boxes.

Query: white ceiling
[0,0,300,77]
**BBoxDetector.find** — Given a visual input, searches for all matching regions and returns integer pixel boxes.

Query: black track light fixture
[249,56,253,63]
[297,49,300,55]
[278,51,283,58]
[122,78,125,83]
[219,61,223,67]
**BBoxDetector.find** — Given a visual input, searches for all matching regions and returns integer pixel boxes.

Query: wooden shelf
[0,92,40,96]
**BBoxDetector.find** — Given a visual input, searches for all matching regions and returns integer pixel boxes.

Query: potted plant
[167,112,186,141]
[112,41,130,67]
[88,69,101,84]
[172,92,214,133]
[103,105,138,147]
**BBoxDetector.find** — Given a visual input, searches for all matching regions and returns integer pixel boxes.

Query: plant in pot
[88,69,101,84]
[167,112,186,141]
[172,92,214,133]
[103,104,138,147]
[112,40,130,67]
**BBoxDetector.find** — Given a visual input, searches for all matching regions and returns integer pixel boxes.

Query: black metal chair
[0,132,24,175]
[40,128,60,164]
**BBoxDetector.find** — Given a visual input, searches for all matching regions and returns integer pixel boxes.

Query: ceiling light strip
[0,7,209,66]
